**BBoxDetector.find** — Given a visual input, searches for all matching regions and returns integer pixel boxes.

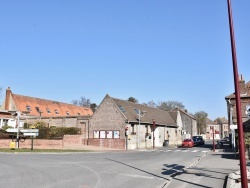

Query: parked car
[182,139,195,147]
[192,136,205,145]
[218,137,230,145]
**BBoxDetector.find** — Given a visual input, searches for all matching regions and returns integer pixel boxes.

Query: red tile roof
[12,94,93,117]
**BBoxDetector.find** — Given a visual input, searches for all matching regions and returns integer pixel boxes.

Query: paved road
[0,146,210,188]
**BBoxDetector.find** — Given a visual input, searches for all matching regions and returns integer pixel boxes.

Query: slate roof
[109,95,177,127]
[206,118,217,125]
[226,81,250,99]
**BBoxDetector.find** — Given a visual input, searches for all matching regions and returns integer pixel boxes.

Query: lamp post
[16,111,20,149]
[227,0,248,187]
[136,109,146,149]
[212,126,215,152]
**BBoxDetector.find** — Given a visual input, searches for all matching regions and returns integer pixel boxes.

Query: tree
[127,97,138,103]
[147,100,157,108]
[157,100,185,111]
[90,103,97,113]
[72,97,91,108]
[194,111,208,135]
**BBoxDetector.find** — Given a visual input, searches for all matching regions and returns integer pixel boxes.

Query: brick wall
[88,138,125,149]
[63,135,82,144]
[0,139,63,149]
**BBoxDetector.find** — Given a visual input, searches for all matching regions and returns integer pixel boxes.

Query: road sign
[230,124,237,130]
[23,133,39,136]
[20,129,39,133]
[6,128,18,133]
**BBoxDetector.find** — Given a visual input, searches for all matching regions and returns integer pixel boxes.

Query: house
[169,108,197,140]
[0,87,93,134]
[88,94,178,150]
[225,75,250,125]
[206,118,220,139]
[214,117,229,138]
[0,110,16,128]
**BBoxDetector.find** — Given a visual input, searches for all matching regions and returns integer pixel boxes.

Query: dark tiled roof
[206,118,217,125]
[168,111,178,123]
[12,94,93,117]
[110,95,177,127]
[214,117,228,124]
[226,81,250,99]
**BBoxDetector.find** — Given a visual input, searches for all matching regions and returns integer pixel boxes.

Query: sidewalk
[168,147,250,188]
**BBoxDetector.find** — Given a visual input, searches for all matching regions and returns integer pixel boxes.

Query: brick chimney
[5,87,12,110]
[239,74,246,94]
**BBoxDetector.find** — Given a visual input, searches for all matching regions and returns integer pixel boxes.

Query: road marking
[118,174,154,179]
[201,151,208,153]
[191,150,199,152]
[164,150,172,152]
[182,150,189,152]
[173,150,181,152]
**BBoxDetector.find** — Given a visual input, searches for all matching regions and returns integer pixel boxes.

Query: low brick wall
[0,139,63,149]
[63,135,82,144]
[87,139,125,150]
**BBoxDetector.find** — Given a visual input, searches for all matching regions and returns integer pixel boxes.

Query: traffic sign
[6,128,18,133]
[20,129,39,133]
[23,133,39,136]
[230,124,237,130]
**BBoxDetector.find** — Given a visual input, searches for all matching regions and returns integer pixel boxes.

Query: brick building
[88,94,178,150]
[225,75,250,126]
[0,87,93,134]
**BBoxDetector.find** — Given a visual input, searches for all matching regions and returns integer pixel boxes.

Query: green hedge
[37,127,81,139]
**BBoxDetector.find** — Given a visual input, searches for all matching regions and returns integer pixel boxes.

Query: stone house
[206,118,220,139]
[169,108,197,140]
[214,117,229,138]
[0,87,93,134]
[88,94,178,150]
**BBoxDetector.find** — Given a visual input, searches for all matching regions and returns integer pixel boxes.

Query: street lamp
[227,0,248,187]
[136,109,146,149]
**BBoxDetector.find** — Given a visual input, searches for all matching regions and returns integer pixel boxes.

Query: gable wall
[89,96,127,139]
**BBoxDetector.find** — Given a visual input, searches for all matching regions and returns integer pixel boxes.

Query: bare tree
[157,100,185,111]
[147,100,157,108]
[194,111,208,135]
[72,97,91,108]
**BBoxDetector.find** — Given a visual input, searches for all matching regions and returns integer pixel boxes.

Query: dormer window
[66,111,70,116]
[77,113,81,115]
[46,108,51,114]
[35,107,40,113]
[26,105,31,111]
[54,110,59,115]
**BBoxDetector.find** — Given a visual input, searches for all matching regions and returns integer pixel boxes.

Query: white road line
[182,150,189,152]
[173,150,181,152]
[191,150,199,152]
[201,151,208,153]
[118,174,154,179]
[164,150,172,152]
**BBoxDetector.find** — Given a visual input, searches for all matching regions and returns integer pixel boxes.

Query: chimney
[5,87,12,110]
[239,74,246,94]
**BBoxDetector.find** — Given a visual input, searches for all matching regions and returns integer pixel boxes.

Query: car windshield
[184,139,191,142]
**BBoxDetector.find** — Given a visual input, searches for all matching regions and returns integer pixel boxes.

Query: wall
[87,138,125,149]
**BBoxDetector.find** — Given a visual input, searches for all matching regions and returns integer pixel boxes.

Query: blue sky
[1,1,250,120]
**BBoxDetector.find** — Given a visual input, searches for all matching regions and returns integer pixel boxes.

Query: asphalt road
[0,145,211,188]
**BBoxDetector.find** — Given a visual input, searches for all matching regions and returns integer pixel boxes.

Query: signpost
[6,128,39,150]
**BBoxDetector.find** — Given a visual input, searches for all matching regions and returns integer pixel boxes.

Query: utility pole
[227,0,248,187]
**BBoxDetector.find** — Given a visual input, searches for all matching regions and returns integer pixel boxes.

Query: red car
[182,139,195,147]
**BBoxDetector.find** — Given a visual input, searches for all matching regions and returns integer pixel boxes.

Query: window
[46,108,51,114]
[100,131,106,138]
[94,131,100,138]
[26,105,31,111]
[66,111,70,116]
[77,113,81,115]
[134,108,139,114]
[118,105,126,113]
[114,131,120,138]
[35,107,40,113]
[106,131,113,138]
[54,110,59,115]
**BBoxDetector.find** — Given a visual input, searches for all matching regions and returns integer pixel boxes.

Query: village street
[0,144,211,188]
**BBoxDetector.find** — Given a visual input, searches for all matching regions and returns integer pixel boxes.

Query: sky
[0,0,250,120]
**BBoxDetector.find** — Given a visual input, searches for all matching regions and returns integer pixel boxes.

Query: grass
[0,148,92,153]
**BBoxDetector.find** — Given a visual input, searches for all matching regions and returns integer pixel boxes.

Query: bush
[36,127,81,139]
